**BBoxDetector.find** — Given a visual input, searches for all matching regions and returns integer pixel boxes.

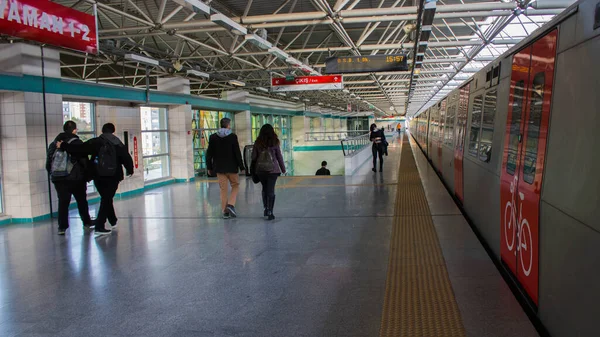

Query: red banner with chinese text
[0,0,98,54]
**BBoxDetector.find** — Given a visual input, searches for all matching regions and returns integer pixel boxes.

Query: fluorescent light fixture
[343,89,350,94]
[256,87,269,93]
[318,102,324,106]
[211,13,247,36]
[186,69,210,79]
[229,79,245,87]
[124,54,159,66]
[277,92,286,96]
[285,57,302,66]
[172,0,210,15]
[350,93,356,97]
[303,99,310,102]
[268,47,289,60]
[245,34,272,50]
[291,96,300,100]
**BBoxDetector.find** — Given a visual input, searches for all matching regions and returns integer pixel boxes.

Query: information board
[324,54,408,74]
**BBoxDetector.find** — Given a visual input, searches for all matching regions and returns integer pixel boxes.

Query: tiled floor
[0,133,537,336]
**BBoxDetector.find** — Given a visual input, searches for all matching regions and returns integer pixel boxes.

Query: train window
[479,89,497,163]
[507,80,525,175]
[523,73,545,184]
[444,104,456,146]
[468,95,483,157]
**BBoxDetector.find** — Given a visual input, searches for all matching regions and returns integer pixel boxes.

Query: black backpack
[95,137,118,177]
[256,148,275,172]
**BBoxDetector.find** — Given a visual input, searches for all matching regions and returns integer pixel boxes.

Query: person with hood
[370,123,387,172]
[206,118,245,219]
[250,124,286,221]
[57,123,134,236]
[46,121,92,235]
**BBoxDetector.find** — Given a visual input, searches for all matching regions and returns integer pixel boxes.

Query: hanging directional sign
[324,54,408,74]
[0,0,99,54]
[271,75,343,92]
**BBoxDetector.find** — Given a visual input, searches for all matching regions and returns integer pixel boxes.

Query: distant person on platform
[316,161,331,176]
[58,123,134,236]
[206,118,245,219]
[46,121,93,235]
[397,123,402,134]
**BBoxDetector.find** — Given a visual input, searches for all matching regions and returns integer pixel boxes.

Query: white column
[168,104,194,180]
[0,44,63,220]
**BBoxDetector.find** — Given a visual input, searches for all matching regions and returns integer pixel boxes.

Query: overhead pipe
[530,0,576,9]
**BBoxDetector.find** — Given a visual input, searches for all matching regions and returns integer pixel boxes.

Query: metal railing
[341,133,371,157]
[304,130,370,141]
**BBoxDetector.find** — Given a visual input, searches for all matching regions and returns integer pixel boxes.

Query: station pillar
[157,78,195,181]
[0,43,63,221]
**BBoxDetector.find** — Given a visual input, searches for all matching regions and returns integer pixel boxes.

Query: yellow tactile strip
[380,135,466,337]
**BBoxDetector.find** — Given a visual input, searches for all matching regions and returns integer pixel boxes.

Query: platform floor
[0,133,537,337]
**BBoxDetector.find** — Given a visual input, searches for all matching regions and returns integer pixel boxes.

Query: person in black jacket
[315,161,330,176]
[370,123,387,172]
[206,118,245,219]
[46,121,92,235]
[58,123,134,236]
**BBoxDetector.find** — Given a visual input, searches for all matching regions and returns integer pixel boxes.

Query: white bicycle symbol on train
[504,175,533,277]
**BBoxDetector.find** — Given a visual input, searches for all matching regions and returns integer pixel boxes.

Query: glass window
[444,104,456,147]
[192,110,234,176]
[523,73,545,184]
[63,101,96,193]
[507,81,525,175]
[468,95,483,157]
[141,107,169,181]
[479,90,497,163]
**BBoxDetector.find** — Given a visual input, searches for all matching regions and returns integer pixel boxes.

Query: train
[408,1,599,336]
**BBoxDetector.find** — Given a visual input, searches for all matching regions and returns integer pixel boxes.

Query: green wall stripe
[0,74,250,112]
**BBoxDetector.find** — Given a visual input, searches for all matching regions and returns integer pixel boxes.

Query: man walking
[46,121,92,235]
[58,123,134,236]
[206,118,245,219]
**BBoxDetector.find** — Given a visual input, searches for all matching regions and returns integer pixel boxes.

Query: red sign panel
[0,0,99,54]
[133,136,138,169]
[271,75,343,92]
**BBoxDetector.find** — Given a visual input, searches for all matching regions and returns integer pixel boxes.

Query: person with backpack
[250,124,286,221]
[57,123,134,236]
[370,123,387,172]
[205,118,245,219]
[46,121,92,235]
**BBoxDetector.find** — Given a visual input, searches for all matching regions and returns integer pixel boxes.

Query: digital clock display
[324,54,408,74]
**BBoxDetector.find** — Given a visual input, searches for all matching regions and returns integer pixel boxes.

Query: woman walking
[251,124,286,220]
[370,123,387,172]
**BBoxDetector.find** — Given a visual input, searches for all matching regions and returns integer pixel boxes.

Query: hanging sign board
[324,54,408,74]
[0,0,99,54]
[271,75,343,92]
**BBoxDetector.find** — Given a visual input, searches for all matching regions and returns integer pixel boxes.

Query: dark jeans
[258,173,279,203]
[94,179,120,230]
[372,145,384,169]
[54,180,91,230]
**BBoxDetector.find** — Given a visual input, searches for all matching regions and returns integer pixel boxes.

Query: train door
[453,82,471,202]
[438,99,447,170]
[428,106,436,159]
[500,29,557,306]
